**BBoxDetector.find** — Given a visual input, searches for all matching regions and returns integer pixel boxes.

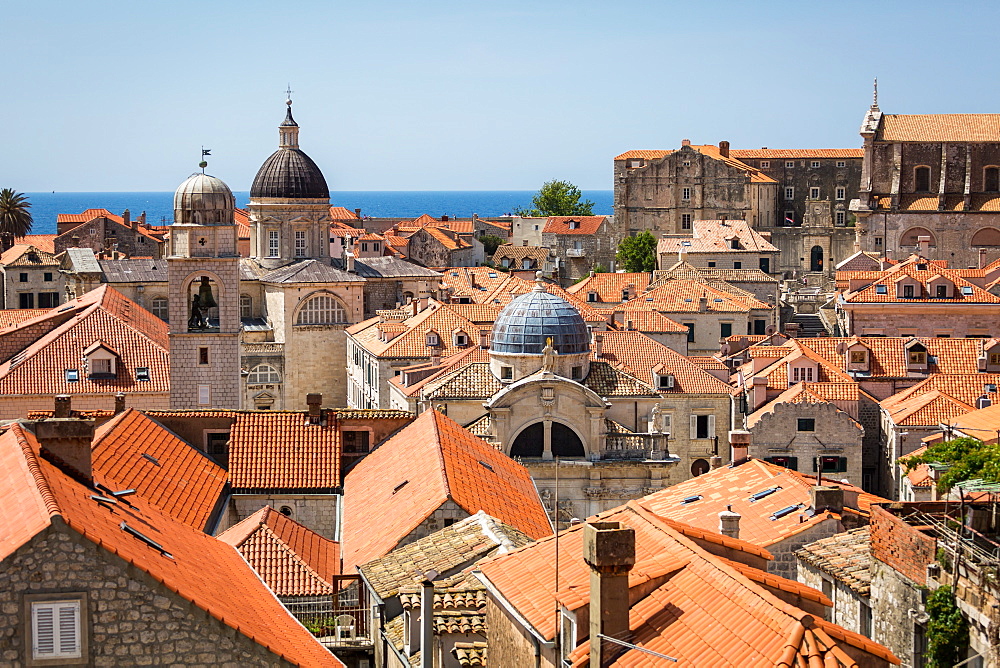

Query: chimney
[751,376,769,411]
[593,333,604,358]
[681,139,691,147]
[698,295,708,312]
[54,394,72,419]
[729,429,751,464]
[718,505,741,539]
[114,392,126,415]
[980,248,988,269]
[441,215,449,222]
[811,485,845,514]
[419,573,435,668]
[139,211,146,225]
[354,208,362,220]
[430,347,441,366]
[583,522,635,668]
[479,329,490,349]
[123,209,130,226]
[71,235,80,248]
[31,418,96,483]
[709,454,723,469]
[784,321,800,338]
[917,235,930,256]
[678,246,687,263]
[346,251,356,273]
[719,140,730,158]
[306,393,323,424]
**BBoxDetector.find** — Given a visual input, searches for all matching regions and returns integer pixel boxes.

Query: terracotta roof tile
[621,277,771,313]
[218,506,340,597]
[342,410,551,571]
[657,219,779,255]
[615,145,778,184]
[349,301,498,359]
[842,261,1000,304]
[91,409,227,530]
[228,412,341,491]
[796,337,985,378]
[541,216,608,235]
[0,309,47,329]
[330,206,360,220]
[795,527,871,596]
[606,309,688,333]
[56,208,124,224]
[881,389,975,427]
[1,424,342,666]
[0,244,59,266]
[565,272,652,302]
[729,149,864,159]
[359,511,530,600]
[879,114,1000,142]
[596,330,734,394]
[18,235,56,253]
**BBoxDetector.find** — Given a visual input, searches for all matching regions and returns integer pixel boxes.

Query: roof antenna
[199,146,211,173]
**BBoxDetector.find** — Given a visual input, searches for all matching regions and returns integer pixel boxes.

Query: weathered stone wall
[0,524,295,667]
[797,559,869,634]
[841,302,1000,339]
[484,598,557,668]
[55,217,164,259]
[0,393,170,422]
[767,517,840,579]
[223,494,340,541]
[744,157,863,230]
[1,263,65,310]
[869,557,925,668]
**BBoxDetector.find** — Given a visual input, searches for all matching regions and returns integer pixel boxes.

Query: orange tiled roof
[879,114,1000,142]
[0,285,170,398]
[541,216,608,235]
[565,272,652,302]
[0,244,59,266]
[228,412,341,491]
[348,301,499,359]
[342,410,551,571]
[620,277,771,313]
[615,145,779,184]
[596,330,733,394]
[91,409,227,530]
[330,206,360,220]
[899,445,935,489]
[797,337,986,378]
[18,234,56,253]
[607,309,688,333]
[477,500,896,665]
[657,219,779,255]
[421,226,472,251]
[881,389,975,427]
[638,458,886,548]
[233,208,250,239]
[56,208,124,224]
[729,149,864,159]
[841,260,1000,304]
[0,309,47,329]
[218,506,339,597]
[0,423,343,666]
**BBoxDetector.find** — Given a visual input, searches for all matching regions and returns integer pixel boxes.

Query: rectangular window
[903,284,915,298]
[91,358,112,375]
[836,211,846,226]
[43,272,53,282]
[720,322,732,338]
[785,161,795,168]
[294,230,306,257]
[198,384,211,406]
[267,230,279,257]
[707,261,716,267]
[809,187,820,199]
[759,257,770,273]
[500,366,513,381]
[630,160,642,168]
[860,602,872,638]
[785,187,794,200]
[837,161,846,168]
[681,214,692,230]
[19,293,34,308]
[754,319,767,335]
[760,161,770,168]
[733,261,742,269]
[38,292,59,308]
[936,284,947,298]
[811,161,821,168]
[198,347,209,365]
[343,430,371,454]
[850,351,867,364]
[836,187,846,200]
[136,367,150,382]
[682,187,691,200]
[31,599,82,660]
[797,418,815,431]
[65,369,79,382]
[695,415,710,439]
[19,272,28,283]
[874,237,883,248]
[571,366,582,380]
[684,323,695,343]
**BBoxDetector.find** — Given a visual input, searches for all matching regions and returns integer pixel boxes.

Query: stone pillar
[583,522,635,668]
[543,419,553,460]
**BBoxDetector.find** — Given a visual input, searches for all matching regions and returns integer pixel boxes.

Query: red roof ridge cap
[10,424,61,519]
[92,407,134,443]
[627,499,773,561]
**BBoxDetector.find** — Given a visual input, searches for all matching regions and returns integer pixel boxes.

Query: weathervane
[285,84,294,105]
[199,146,211,172]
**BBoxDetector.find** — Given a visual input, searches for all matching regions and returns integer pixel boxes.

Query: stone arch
[509,419,586,459]
[293,290,349,325]
[972,228,1000,247]
[899,227,936,246]
[180,270,227,330]
[810,246,824,272]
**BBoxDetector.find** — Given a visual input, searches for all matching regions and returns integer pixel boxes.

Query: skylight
[478,460,495,472]
[875,284,887,294]
[680,495,702,505]
[962,286,974,295]
[770,504,802,520]
[749,486,781,502]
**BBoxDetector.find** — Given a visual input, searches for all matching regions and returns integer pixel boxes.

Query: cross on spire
[285,84,293,104]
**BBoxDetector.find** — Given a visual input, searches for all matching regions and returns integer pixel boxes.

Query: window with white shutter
[690,414,698,439]
[31,599,81,659]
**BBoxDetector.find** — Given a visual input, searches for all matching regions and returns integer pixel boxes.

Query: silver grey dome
[173,173,235,225]
[491,287,590,355]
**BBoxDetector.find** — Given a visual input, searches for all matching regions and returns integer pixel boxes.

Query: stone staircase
[789,313,828,338]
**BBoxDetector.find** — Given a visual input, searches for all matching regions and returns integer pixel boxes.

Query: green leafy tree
[616,232,658,272]
[0,189,33,251]
[901,436,1000,494]
[477,234,504,257]
[516,180,594,217]
[926,585,968,668]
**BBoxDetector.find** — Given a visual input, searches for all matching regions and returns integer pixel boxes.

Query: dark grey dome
[250,149,329,199]
[491,288,590,355]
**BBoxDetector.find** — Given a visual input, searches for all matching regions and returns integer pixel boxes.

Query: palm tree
[0,188,33,251]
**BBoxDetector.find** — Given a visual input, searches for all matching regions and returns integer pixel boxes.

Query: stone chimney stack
[980,248,988,269]
[681,139,691,147]
[583,521,635,668]
[123,209,130,227]
[354,208,362,220]
[699,295,708,312]
[114,392,126,415]
[479,329,490,349]
[718,505,741,539]
[306,393,323,425]
[346,250,356,273]
[810,485,845,514]
[139,211,146,225]
[30,418,96,484]
[54,394,72,419]
[729,429,751,465]
[593,333,604,358]
[719,140,730,158]
[751,376,769,411]
[709,454,723,469]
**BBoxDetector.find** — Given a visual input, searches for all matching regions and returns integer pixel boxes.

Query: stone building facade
[852,99,1000,269]
[0,245,64,309]
[54,209,165,259]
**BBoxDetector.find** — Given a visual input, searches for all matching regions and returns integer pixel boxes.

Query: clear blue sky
[4,0,999,192]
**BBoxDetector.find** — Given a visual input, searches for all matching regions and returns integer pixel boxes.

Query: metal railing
[282,576,371,648]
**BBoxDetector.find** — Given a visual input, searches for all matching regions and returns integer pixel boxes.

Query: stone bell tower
[167,169,241,409]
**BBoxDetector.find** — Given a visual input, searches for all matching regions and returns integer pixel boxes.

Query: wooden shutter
[33,604,54,657]
[32,600,80,659]
[707,415,716,438]
[690,415,698,438]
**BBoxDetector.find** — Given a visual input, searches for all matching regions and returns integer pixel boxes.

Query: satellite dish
[765,325,776,336]
[836,342,847,355]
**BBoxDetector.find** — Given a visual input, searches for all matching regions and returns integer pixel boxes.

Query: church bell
[197,276,218,309]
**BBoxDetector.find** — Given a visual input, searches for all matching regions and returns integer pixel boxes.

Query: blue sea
[23,191,614,233]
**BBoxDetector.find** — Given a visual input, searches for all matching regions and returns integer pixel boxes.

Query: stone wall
[797,559,869,635]
[55,217,164,259]
[869,558,925,668]
[841,302,1000,339]
[767,517,840,579]
[484,599,557,668]
[1,263,65,310]
[223,494,340,541]
[0,393,170,422]
[0,524,296,667]
[869,505,936,588]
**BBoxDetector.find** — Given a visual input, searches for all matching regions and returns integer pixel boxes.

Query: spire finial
[199,146,211,172]
[533,270,546,292]
[285,84,293,106]
[873,77,878,108]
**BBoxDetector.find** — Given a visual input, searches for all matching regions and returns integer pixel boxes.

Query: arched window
[900,227,937,247]
[247,364,281,384]
[240,294,252,319]
[914,166,932,193]
[151,297,169,322]
[972,228,1000,247]
[986,167,1000,192]
[295,294,347,325]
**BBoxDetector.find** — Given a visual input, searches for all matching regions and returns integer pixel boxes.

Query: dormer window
[909,350,927,365]
[790,366,815,383]
[453,331,469,346]
[425,331,440,347]
[569,220,580,230]
[657,373,675,390]
[936,284,948,298]
[621,290,629,302]
[84,342,119,379]
[587,292,598,302]
[902,284,915,298]
[729,238,740,250]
